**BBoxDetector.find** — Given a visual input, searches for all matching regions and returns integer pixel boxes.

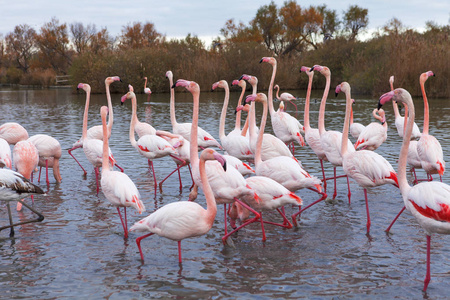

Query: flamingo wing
[101,171,145,213]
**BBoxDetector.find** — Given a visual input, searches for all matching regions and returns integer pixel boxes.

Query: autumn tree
[119,22,164,49]
[343,5,369,40]
[5,24,36,73]
[70,22,114,54]
[219,19,262,44]
[35,17,72,74]
[317,5,340,41]
[251,1,283,54]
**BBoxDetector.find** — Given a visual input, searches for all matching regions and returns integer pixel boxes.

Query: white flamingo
[28,134,62,185]
[354,108,388,151]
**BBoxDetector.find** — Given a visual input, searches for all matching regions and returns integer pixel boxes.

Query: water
[0,86,449,299]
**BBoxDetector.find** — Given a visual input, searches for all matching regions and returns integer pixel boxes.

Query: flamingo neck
[403,105,408,135]
[101,111,110,172]
[275,85,280,100]
[82,90,90,140]
[169,76,178,128]
[129,96,138,149]
[199,157,217,224]
[105,83,113,134]
[190,91,200,167]
[341,89,351,156]
[219,84,230,140]
[254,101,266,166]
[318,73,330,135]
[304,74,313,131]
[267,63,276,116]
[398,96,414,194]
[350,106,354,125]
[235,86,245,131]
[421,80,429,135]
[144,77,148,89]
[241,111,250,137]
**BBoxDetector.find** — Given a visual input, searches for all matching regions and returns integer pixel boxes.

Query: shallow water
[0,85,449,299]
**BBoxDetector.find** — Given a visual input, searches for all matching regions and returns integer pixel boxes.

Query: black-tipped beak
[121,102,124,106]
[234,109,238,115]
[119,78,123,82]
[259,59,263,63]
[239,75,244,80]
[433,73,436,77]
[310,66,315,71]
[222,161,227,172]
[335,92,338,97]
[377,102,383,110]
[211,88,214,92]
[171,83,176,88]
[381,121,385,125]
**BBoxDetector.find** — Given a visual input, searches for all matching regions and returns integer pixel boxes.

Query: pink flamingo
[238,74,260,137]
[130,148,225,263]
[0,122,28,145]
[28,134,62,185]
[337,82,398,234]
[212,80,252,161]
[122,89,180,189]
[99,106,145,239]
[231,78,247,136]
[13,140,39,211]
[260,57,305,152]
[416,71,445,181]
[123,85,156,138]
[68,77,122,174]
[155,130,193,191]
[354,108,388,151]
[0,138,12,169]
[173,79,261,243]
[144,76,152,101]
[378,87,450,292]
[223,154,254,177]
[312,65,354,201]
[166,71,222,149]
[274,84,298,117]
[0,168,44,237]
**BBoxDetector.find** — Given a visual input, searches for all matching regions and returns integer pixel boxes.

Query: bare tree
[5,24,36,73]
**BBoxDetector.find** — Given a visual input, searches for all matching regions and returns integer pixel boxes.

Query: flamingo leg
[385,206,406,233]
[0,200,44,234]
[136,232,154,262]
[178,241,183,263]
[7,202,14,237]
[95,167,100,195]
[263,208,293,229]
[115,162,124,173]
[223,204,228,235]
[46,159,50,186]
[412,168,418,185]
[38,166,42,183]
[68,147,87,176]
[347,175,351,204]
[259,214,267,242]
[148,160,157,189]
[292,189,327,227]
[187,164,194,188]
[320,159,327,193]
[116,207,128,238]
[333,167,337,200]
[364,189,371,234]
[221,199,261,244]
[424,235,431,292]
[158,163,186,191]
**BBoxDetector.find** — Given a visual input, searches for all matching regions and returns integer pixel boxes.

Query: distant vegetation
[0,1,448,97]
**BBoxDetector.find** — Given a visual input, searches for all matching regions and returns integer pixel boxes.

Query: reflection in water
[0,88,449,298]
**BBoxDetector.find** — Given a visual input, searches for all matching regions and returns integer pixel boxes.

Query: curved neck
[199,156,217,223]
[341,90,352,156]
[169,76,177,128]
[421,80,429,135]
[393,101,400,118]
[235,86,245,131]
[267,64,276,116]
[105,83,113,133]
[398,97,414,194]
[350,106,354,125]
[318,73,330,135]
[254,101,267,166]
[219,84,230,140]
[82,90,90,140]
[101,111,110,172]
[275,85,280,100]
[190,91,200,167]
[129,96,138,149]
[241,111,250,137]
[144,78,148,89]
[304,74,313,130]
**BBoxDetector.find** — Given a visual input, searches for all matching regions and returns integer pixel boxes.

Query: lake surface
[0,85,449,299]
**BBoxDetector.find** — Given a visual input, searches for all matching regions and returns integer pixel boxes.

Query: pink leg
[222,199,261,244]
[68,146,87,176]
[263,208,293,229]
[178,240,182,264]
[364,189,371,234]
[259,214,267,242]
[333,167,337,200]
[115,162,124,173]
[38,166,42,182]
[412,168,418,185]
[95,167,100,195]
[188,164,195,190]
[136,232,154,261]
[149,160,157,188]
[423,235,431,292]
[320,159,327,193]
[46,159,50,186]
[223,204,228,235]
[159,164,185,190]
[292,189,327,226]
[385,206,406,233]
[116,207,128,238]
[347,175,351,204]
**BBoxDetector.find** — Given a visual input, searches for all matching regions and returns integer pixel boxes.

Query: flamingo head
[100,106,109,118]
[300,66,313,76]
[173,79,199,93]
[235,104,250,114]
[200,148,227,171]
[378,88,410,109]
[311,65,330,76]
[211,80,227,91]
[246,92,267,104]
[239,74,258,87]
[260,56,276,66]
[77,83,91,93]
[335,82,350,97]
[121,90,135,105]
[165,70,173,80]
[351,98,356,105]
[231,80,239,86]
[105,76,121,85]
[128,84,134,92]
[420,70,435,83]
[389,75,394,85]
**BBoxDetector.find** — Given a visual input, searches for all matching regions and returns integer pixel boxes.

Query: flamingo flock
[0,60,448,292]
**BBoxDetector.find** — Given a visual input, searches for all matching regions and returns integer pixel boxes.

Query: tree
[219,19,262,45]
[70,22,114,54]
[35,17,72,74]
[251,1,283,54]
[119,22,164,49]
[343,5,369,40]
[317,5,340,41]
[5,24,36,73]
[382,18,405,36]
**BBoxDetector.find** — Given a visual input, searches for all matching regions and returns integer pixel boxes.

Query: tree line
[0,1,448,98]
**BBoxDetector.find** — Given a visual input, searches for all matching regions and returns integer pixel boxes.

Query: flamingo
[173,79,261,242]
[0,122,28,145]
[212,80,252,161]
[0,138,12,169]
[166,70,222,149]
[312,65,354,201]
[122,85,156,138]
[378,87,450,292]
[222,154,255,176]
[68,77,122,174]
[260,57,305,152]
[99,106,145,239]
[354,108,388,151]
[349,100,366,139]
[144,76,152,101]
[336,82,398,234]
[238,74,260,137]
[130,148,225,263]
[28,134,62,185]
[121,88,179,189]
[231,78,247,136]
[246,93,325,225]
[390,76,421,139]
[155,130,193,191]
[12,140,39,211]
[274,84,298,117]
[239,74,294,161]
[0,168,45,237]
[300,66,328,191]
[416,71,445,181]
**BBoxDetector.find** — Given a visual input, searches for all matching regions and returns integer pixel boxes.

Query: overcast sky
[1,0,449,43]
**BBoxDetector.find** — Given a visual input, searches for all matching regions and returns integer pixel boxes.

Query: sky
[1,0,449,44]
